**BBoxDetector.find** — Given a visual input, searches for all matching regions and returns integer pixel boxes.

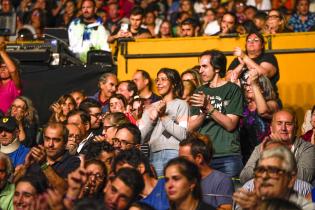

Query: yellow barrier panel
[116,32,315,130]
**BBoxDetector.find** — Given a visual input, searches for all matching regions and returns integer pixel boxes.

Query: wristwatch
[40,162,50,171]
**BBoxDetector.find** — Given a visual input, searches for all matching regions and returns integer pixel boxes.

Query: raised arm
[248,69,279,119]
[0,41,21,88]
[234,47,277,79]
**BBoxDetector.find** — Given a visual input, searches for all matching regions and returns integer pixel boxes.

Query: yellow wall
[116,32,315,128]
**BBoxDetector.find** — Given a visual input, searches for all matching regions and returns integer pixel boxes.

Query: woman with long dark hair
[140,68,189,177]
[49,94,76,123]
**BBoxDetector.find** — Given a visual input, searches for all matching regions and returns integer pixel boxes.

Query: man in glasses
[233,146,314,209]
[67,110,93,154]
[113,123,141,152]
[240,109,315,184]
[66,123,82,155]
[79,98,103,136]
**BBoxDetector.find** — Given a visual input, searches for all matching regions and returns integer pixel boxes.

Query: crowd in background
[0,0,315,40]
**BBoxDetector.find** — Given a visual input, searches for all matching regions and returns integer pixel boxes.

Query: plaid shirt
[288,12,315,32]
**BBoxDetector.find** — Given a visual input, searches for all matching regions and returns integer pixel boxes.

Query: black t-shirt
[228,53,280,98]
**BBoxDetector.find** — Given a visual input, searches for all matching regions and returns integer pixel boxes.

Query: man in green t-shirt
[189,50,244,177]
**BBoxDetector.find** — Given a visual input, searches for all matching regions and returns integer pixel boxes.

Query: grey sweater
[140,99,189,152]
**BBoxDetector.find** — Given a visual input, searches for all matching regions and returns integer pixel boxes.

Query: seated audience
[241,140,313,197]
[234,146,314,209]
[240,109,315,185]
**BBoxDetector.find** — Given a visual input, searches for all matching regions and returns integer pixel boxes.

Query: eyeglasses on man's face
[112,137,135,147]
[254,165,288,178]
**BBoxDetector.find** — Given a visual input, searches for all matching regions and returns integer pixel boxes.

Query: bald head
[270,110,297,144]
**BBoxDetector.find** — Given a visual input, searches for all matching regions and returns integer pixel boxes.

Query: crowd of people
[1,0,315,62]
[0,0,315,209]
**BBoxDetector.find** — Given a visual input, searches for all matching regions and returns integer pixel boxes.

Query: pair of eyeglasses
[247,38,261,43]
[112,138,135,146]
[103,125,115,131]
[254,166,288,178]
[268,15,280,19]
[11,104,26,110]
[154,77,169,83]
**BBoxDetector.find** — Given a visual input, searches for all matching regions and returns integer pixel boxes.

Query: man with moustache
[233,146,314,210]
[68,0,111,63]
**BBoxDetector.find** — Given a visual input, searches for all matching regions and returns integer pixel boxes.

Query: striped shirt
[242,178,312,196]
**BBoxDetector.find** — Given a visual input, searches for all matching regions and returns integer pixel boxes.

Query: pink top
[0,80,21,114]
